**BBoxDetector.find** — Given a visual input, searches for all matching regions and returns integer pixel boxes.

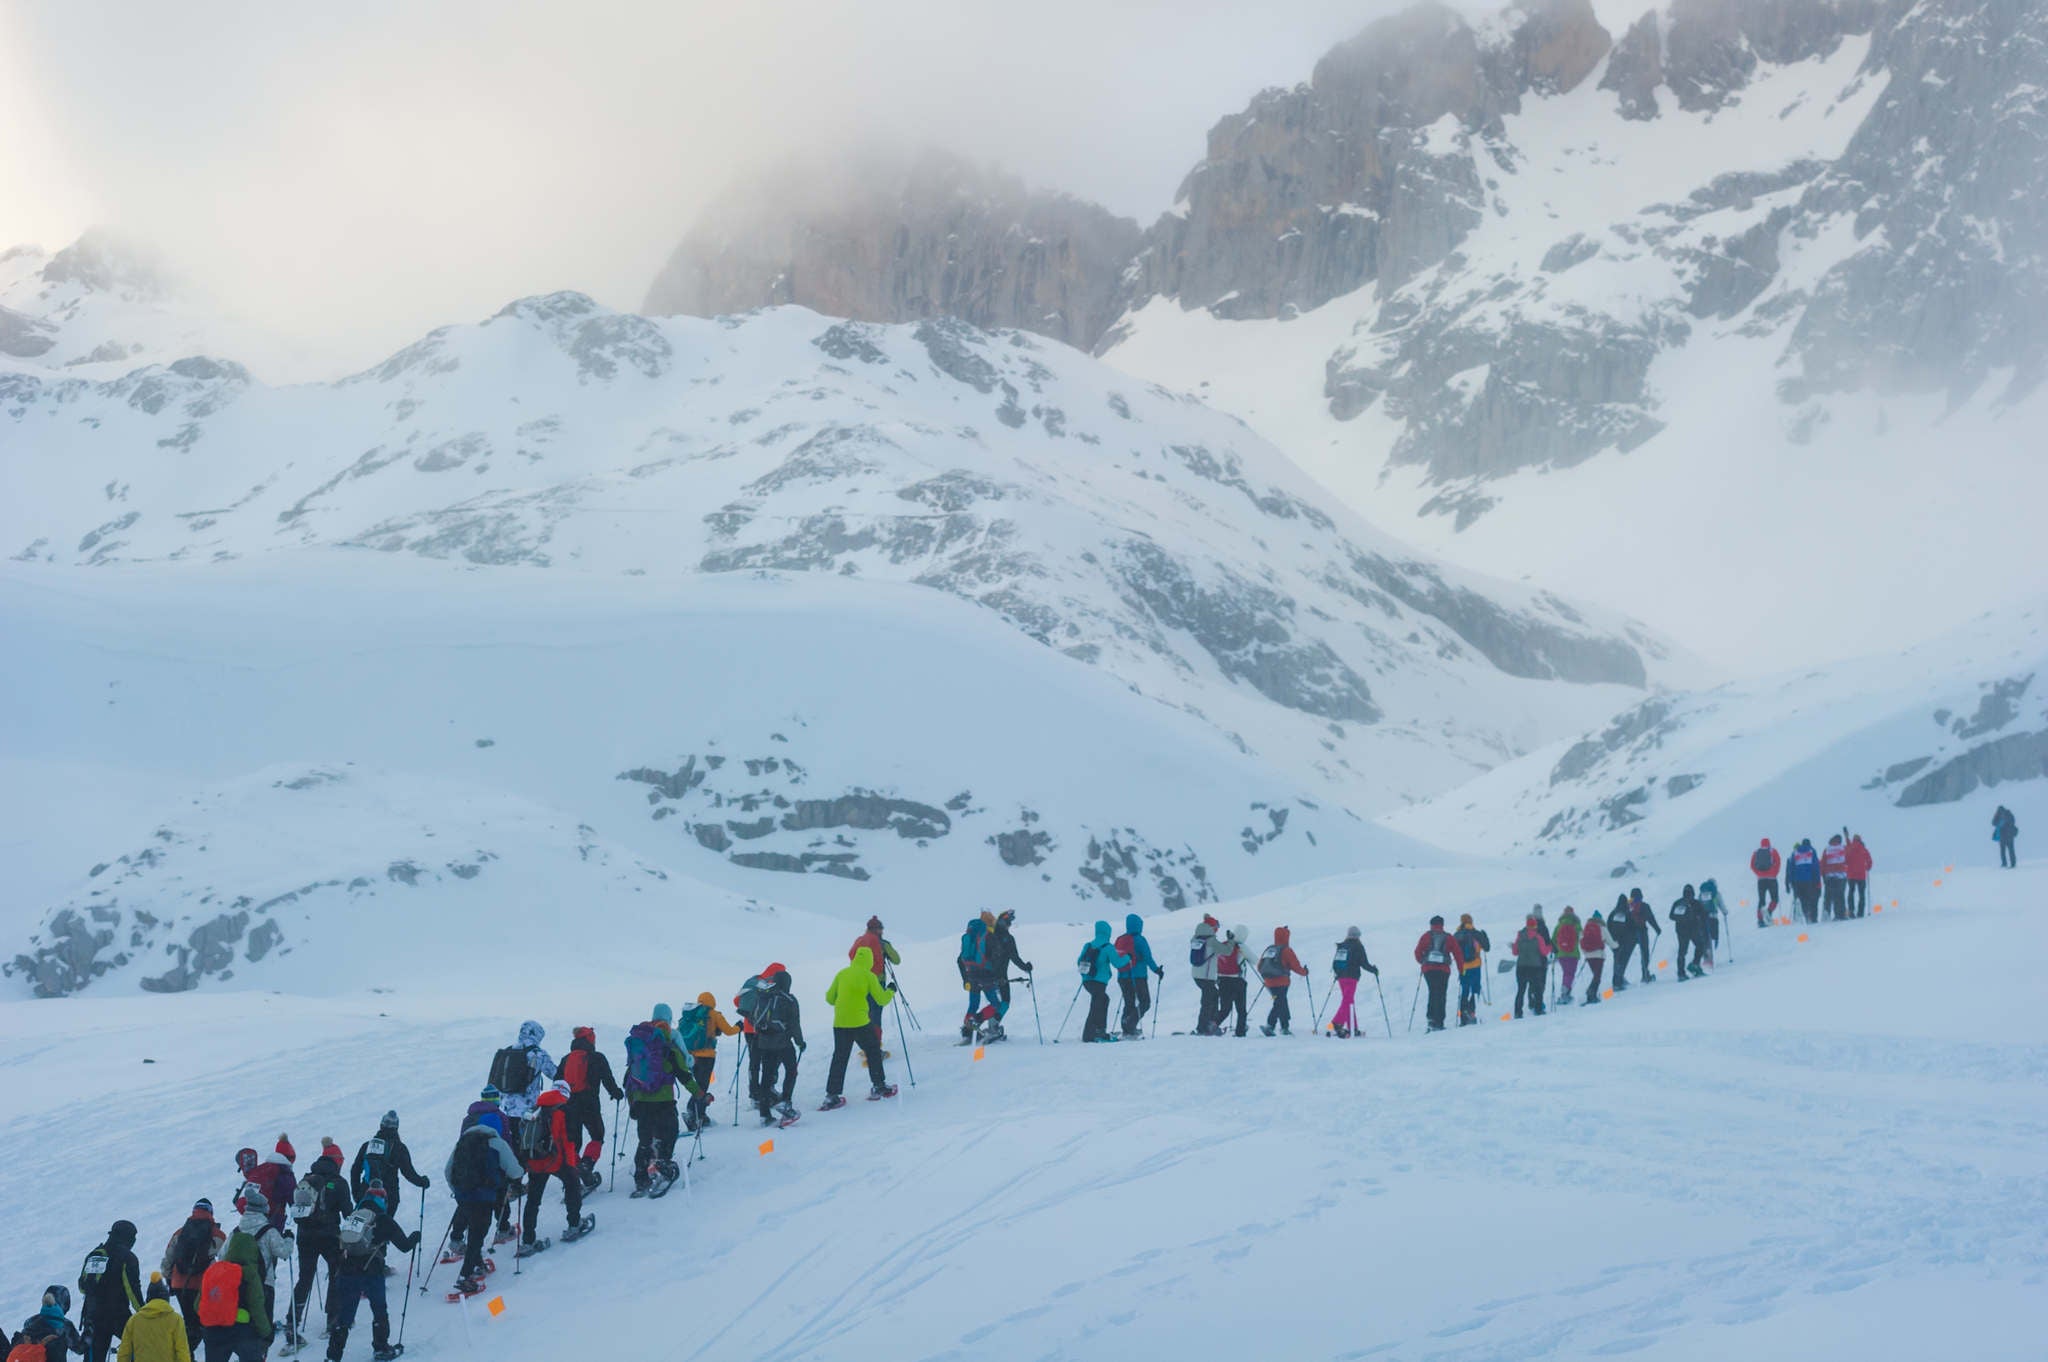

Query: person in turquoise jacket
[1078,922,1131,1043]
[821,948,896,1108]
[1113,913,1164,1037]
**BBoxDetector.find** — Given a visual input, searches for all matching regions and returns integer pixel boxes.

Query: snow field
[6,862,2042,1360]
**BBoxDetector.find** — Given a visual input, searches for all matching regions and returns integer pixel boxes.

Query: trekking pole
[284,1236,298,1348]
[1308,976,1328,1033]
[1054,982,1083,1042]
[730,1034,748,1129]
[608,1098,623,1192]
[397,1197,425,1345]
[1026,974,1044,1045]
[892,993,917,1087]
[418,1212,454,1294]
[512,1182,527,1276]
[1482,954,1492,1006]
[889,975,921,1032]
[1151,973,1164,1039]
[1407,975,1421,1033]
[1375,974,1393,1038]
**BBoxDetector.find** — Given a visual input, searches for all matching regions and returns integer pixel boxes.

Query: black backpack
[1257,944,1288,981]
[447,1131,501,1196]
[170,1219,214,1277]
[357,1136,397,1194]
[522,1111,558,1163]
[1751,847,1773,874]
[488,1046,534,1096]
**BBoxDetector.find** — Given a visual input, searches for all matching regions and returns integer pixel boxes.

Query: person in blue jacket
[1077,922,1131,1043]
[1112,914,1164,1037]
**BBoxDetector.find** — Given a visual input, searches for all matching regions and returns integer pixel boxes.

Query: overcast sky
[1,0,1415,361]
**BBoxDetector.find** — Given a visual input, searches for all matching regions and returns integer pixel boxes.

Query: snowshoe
[1426,1022,1445,1032]
[492,1226,518,1247]
[868,1083,900,1099]
[438,1250,464,1266]
[819,1094,848,1111]
[580,1168,602,1194]
[515,1238,550,1259]
[561,1215,596,1243]
[373,1347,404,1361]
[777,1103,801,1128]
[629,1182,651,1199]
[647,1161,681,1199]
[1280,1027,1292,1036]
[1259,1023,1276,1037]
[1085,1033,1120,1043]
[277,1338,309,1357]
[959,1024,975,1042]
[447,1276,485,1302]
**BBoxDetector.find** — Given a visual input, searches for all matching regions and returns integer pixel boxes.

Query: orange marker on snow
[973,1047,986,1061]
[1602,989,1613,999]
[1933,879,1944,887]
[1873,905,1883,914]
[1500,1013,1511,1022]
[1890,899,1898,908]
[1945,865,1954,873]
[487,1297,506,1318]
[1797,933,1810,943]
[758,1140,774,1156]
[1657,960,1668,971]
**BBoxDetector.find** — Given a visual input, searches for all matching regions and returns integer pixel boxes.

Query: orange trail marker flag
[1602,989,1613,999]
[973,1047,986,1061]
[1797,933,1810,943]
[1500,1013,1511,1022]
[487,1296,506,1318]
[758,1140,774,1156]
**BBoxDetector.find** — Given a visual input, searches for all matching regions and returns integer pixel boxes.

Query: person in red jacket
[1749,838,1782,925]
[518,1082,589,1253]
[1845,834,1873,917]
[1412,915,1464,1032]
[1578,911,1607,1004]
[1256,926,1309,1036]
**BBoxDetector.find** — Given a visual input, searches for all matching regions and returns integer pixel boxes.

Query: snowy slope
[0,556,1461,997]
[1386,602,2048,875]
[1,289,1670,820]
[1101,0,2048,667]
[5,859,2041,1359]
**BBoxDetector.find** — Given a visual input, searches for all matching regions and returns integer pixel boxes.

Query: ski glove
[1368,965,1380,976]
[1154,967,1165,979]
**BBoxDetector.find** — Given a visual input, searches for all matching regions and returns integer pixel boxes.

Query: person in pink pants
[1329,926,1379,1036]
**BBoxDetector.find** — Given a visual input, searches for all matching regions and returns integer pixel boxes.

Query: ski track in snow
[5,865,2045,1359]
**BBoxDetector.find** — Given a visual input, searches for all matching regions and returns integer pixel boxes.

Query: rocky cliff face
[642,149,1141,351]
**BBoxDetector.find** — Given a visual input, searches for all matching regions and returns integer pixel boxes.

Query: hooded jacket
[849,927,900,979]
[114,1296,189,1362]
[1606,897,1633,942]
[350,1125,429,1203]
[1846,837,1873,879]
[521,1090,576,1175]
[561,1028,624,1102]
[79,1223,143,1333]
[688,993,742,1058]
[1259,927,1307,989]
[444,1123,523,1203]
[1189,920,1220,982]
[159,1210,223,1290]
[1215,927,1251,978]
[1579,913,1607,958]
[1668,889,1706,940]
[335,1195,418,1275]
[958,918,999,988]
[218,1220,273,1339]
[1627,891,1661,936]
[826,948,895,1028]
[1554,910,1581,958]
[1332,933,1374,980]
[498,1020,558,1120]
[1078,921,1129,983]
[17,1300,86,1362]
[1113,914,1159,980]
[749,971,805,1053]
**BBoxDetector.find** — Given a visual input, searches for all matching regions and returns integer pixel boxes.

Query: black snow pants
[1118,976,1151,1035]
[1756,878,1778,922]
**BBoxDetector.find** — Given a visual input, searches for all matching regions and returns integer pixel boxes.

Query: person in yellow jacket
[117,1277,191,1362]
[684,991,742,1129]
[820,948,896,1109]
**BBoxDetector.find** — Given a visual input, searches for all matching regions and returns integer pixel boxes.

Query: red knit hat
[275,1134,296,1162]
[865,916,883,932]
[762,961,786,977]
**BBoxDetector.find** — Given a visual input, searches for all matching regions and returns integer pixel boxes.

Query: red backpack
[8,1340,50,1362]
[197,1259,242,1329]
[560,1050,589,1093]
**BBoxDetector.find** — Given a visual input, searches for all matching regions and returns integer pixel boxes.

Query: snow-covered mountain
[1,286,1681,995]
[1387,601,2048,876]
[643,0,2048,665]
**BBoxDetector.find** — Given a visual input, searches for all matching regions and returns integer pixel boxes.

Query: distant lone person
[1992,806,2018,868]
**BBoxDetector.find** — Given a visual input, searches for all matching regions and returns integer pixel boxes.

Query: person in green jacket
[821,948,896,1109]
[202,1215,271,1362]
[624,1004,701,1195]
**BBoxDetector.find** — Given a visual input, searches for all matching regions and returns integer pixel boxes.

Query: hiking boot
[1260,1023,1276,1037]
[960,1023,975,1041]
[819,1094,848,1111]
[869,1083,899,1098]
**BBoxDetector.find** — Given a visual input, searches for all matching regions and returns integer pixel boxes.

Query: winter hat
[551,1078,572,1098]
[320,1137,342,1161]
[996,909,1016,926]
[573,1025,595,1044]
[697,990,717,1007]
[110,1220,137,1245]
[1458,913,1473,928]
[866,916,884,932]
[379,1110,399,1132]
[1233,924,1249,943]
[242,1188,269,1215]
[42,1286,70,1315]
[236,1147,258,1174]
[479,1084,501,1102]
[1429,914,1445,927]
[771,969,792,990]
[1201,914,1219,928]
[363,1182,387,1209]
[1760,837,1772,848]
[762,961,787,977]
[275,1134,296,1162]
[193,1197,214,1217]
[1683,884,1695,897]
[1345,925,1361,939]
[147,1272,170,1303]
[652,1002,674,1025]
[980,909,997,930]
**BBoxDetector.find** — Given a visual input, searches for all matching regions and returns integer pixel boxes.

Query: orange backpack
[197,1259,243,1329]
[8,1339,50,1362]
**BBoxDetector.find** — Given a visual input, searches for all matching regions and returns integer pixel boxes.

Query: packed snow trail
[4,867,2044,1360]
